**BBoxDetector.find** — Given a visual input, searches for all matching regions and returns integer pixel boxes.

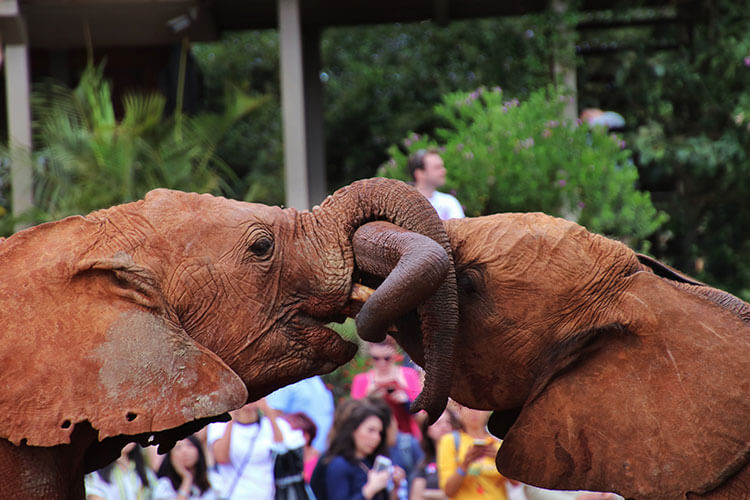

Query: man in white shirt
[408,149,465,220]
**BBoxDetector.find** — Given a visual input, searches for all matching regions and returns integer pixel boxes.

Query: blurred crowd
[84,339,622,500]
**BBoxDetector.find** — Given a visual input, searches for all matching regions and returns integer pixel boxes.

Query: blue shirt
[266,376,335,453]
[325,456,387,500]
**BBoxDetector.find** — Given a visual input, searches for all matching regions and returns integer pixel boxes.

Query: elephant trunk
[352,221,455,421]
[312,178,458,422]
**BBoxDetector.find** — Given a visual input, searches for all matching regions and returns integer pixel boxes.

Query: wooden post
[278,0,327,209]
[2,5,33,226]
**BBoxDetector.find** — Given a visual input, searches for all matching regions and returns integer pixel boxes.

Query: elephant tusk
[339,283,376,320]
[350,283,375,304]
[343,283,401,336]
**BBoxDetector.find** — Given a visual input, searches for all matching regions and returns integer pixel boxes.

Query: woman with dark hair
[153,436,215,499]
[323,399,406,500]
[85,442,156,500]
[409,408,459,500]
[282,411,320,484]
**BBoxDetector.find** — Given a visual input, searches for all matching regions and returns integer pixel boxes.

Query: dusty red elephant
[353,216,749,500]
[0,178,458,499]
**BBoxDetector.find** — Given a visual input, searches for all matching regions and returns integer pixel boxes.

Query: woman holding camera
[323,399,406,500]
[436,405,508,500]
[351,340,422,437]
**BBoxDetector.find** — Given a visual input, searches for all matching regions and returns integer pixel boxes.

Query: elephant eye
[248,236,274,258]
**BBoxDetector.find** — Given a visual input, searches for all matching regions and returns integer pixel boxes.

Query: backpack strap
[453,431,461,463]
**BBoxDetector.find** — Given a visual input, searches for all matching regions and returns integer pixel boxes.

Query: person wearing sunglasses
[351,339,422,437]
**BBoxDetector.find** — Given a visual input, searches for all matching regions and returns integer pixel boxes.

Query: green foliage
[192,17,560,199]
[0,63,259,229]
[321,16,565,189]
[579,1,750,298]
[193,31,286,205]
[381,86,666,242]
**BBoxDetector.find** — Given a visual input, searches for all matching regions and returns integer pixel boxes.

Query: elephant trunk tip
[410,391,448,425]
[354,300,388,343]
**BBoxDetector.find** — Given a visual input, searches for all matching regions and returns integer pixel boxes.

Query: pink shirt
[351,366,423,436]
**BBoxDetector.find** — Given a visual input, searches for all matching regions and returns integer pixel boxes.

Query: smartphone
[473,438,487,447]
[373,455,392,472]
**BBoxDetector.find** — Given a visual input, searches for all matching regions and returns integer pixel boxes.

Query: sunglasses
[372,355,392,362]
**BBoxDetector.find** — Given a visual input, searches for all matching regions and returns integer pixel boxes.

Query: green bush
[0,63,260,232]
[380,86,667,243]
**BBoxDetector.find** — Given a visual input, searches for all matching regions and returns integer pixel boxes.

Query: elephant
[350,214,750,500]
[0,178,459,499]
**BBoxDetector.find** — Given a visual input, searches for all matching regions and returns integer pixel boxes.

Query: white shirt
[85,462,156,500]
[206,417,304,500]
[152,477,217,500]
[427,191,465,220]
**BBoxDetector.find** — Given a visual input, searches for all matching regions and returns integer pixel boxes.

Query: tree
[0,63,259,232]
[380,86,666,242]
[192,16,558,201]
[577,1,750,299]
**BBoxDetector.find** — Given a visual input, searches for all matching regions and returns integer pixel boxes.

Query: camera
[373,455,392,473]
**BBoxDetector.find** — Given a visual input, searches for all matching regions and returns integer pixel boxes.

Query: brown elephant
[0,178,458,499]
[351,215,750,500]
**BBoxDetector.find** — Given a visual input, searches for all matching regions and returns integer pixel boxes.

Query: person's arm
[211,422,233,464]
[410,476,427,500]
[389,466,406,500]
[442,444,491,497]
[171,460,195,499]
[257,398,283,443]
[350,373,369,399]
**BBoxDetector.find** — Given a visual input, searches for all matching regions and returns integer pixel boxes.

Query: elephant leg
[0,422,96,499]
[0,438,86,499]
[687,460,750,500]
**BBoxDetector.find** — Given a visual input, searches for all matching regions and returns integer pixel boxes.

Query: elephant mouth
[294,313,359,370]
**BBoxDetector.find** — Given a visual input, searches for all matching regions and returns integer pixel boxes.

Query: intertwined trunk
[310,178,459,421]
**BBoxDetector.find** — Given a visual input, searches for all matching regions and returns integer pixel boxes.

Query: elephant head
[0,178,457,497]
[352,216,750,500]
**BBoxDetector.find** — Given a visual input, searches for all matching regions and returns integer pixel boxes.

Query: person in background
[86,443,156,500]
[369,396,424,500]
[153,436,215,500]
[281,411,320,484]
[323,399,406,500]
[351,339,422,437]
[437,406,507,500]
[207,398,305,500]
[410,408,460,500]
[408,149,465,220]
[267,375,335,454]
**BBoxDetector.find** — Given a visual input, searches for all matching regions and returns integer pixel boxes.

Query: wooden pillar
[2,5,33,224]
[551,0,577,122]
[278,0,326,210]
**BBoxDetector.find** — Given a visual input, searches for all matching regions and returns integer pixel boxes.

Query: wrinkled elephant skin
[0,178,458,499]
[353,215,750,500]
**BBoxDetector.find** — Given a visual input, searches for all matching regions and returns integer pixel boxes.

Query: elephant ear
[0,216,247,447]
[494,272,750,500]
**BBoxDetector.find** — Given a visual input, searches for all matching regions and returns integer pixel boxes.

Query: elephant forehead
[141,189,287,225]
[449,213,635,281]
